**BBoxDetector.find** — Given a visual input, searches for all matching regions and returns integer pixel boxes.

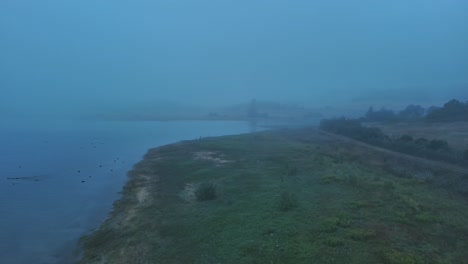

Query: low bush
[195,183,217,201]
[349,229,376,241]
[278,191,298,211]
[320,118,387,143]
[414,137,429,146]
[399,135,413,142]
[428,139,449,151]
[322,237,344,247]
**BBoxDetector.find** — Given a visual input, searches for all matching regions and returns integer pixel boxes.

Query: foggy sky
[1,0,467,116]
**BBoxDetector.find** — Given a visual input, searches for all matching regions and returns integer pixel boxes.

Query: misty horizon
[1,0,467,118]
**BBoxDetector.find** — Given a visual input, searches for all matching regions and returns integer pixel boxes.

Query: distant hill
[84,100,323,122]
[212,101,322,120]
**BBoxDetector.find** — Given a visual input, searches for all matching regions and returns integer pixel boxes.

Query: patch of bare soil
[104,173,160,263]
[120,174,157,227]
[193,151,233,165]
[179,183,197,203]
[136,187,149,203]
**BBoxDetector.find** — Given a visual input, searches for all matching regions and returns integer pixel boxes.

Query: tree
[365,106,396,122]
[426,99,468,121]
[426,106,440,115]
[365,106,375,120]
[399,104,425,120]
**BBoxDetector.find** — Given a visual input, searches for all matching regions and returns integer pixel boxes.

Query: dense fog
[1,0,467,117]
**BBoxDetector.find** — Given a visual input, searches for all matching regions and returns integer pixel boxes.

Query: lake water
[0,119,252,264]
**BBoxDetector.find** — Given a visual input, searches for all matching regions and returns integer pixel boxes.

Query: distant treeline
[363,99,468,122]
[320,118,468,166]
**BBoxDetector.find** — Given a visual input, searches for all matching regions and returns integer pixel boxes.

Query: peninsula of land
[78,126,468,264]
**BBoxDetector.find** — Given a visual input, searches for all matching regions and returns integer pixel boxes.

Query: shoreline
[77,127,468,263]
[0,119,255,264]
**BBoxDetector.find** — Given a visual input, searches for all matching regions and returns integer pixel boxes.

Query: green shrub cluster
[320,215,351,233]
[277,191,298,211]
[348,229,376,241]
[394,135,451,156]
[320,118,388,143]
[322,237,345,247]
[195,183,217,201]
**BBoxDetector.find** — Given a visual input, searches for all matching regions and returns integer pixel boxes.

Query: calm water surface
[0,119,251,264]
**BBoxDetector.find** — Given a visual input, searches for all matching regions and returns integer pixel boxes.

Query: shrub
[320,217,340,233]
[349,229,376,241]
[428,139,449,151]
[195,183,217,201]
[380,248,423,264]
[399,135,413,142]
[322,237,344,247]
[278,191,298,211]
[319,118,387,143]
[414,137,429,147]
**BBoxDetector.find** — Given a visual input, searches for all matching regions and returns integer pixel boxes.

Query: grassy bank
[78,128,468,264]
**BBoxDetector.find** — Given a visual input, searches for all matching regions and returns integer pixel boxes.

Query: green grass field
[78,128,468,264]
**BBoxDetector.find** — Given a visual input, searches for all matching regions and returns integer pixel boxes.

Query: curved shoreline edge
[77,128,468,263]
